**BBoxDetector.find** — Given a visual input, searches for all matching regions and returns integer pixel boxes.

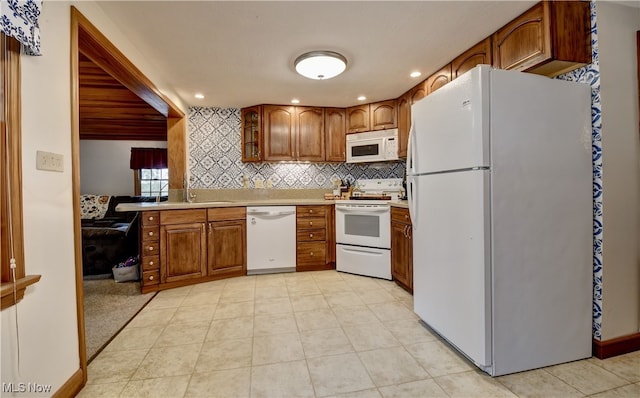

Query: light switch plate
[36,150,64,172]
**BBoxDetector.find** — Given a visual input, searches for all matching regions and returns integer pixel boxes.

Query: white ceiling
[96,1,537,109]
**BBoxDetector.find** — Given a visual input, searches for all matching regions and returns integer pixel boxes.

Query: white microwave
[346,129,399,163]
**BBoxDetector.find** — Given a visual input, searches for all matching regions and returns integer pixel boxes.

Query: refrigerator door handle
[407,121,415,175]
[407,176,418,231]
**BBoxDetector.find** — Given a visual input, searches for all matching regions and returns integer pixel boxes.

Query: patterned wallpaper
[188,107,405,189]
[556,1,602,340]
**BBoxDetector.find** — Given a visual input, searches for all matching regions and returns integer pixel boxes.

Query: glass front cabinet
[241,106,262,162]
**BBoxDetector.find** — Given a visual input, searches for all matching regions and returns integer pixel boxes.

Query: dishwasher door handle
[247,211,296,217]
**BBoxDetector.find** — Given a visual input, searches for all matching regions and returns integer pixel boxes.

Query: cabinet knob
[148,246,154,251]
[149,275,154,280]
[148,216,154,221]
[148,231,154,236]
[309,221,313,226]
[310,252,314,256]
[309,209,314,214]
[149,261,154,266]
[309,233,313,238]
[405,214,409,220]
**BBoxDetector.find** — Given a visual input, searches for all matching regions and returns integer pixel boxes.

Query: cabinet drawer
[141,211,160,226]
[142,242,159,256]
[296,217,326,229]
[208,206,246,221]
[297,242,326,266]
[141,270,159,286]
[391,207,411,224]
[297,205,326,218]
[142,226,160,241]
[297,228,326,242]
[160,209,206,225]
[141,255,159,272]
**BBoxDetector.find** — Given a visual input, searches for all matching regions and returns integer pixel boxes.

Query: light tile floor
[78,271,640,398]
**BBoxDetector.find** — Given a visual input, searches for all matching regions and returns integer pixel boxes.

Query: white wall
[597,1,640,340]
[0,2,184,395]
[80,140,167,195]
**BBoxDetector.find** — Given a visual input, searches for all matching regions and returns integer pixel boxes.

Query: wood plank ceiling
[78,52,167,141]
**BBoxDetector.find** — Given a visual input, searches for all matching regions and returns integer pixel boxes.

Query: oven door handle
[335,205,389,213]
[340,247,386,256]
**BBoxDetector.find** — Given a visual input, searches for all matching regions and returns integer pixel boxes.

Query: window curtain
[1,0,42,56]
[130,147,167,169]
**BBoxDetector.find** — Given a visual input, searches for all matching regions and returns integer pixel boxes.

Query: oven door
[335,204,390,249]
[346,137,385,163]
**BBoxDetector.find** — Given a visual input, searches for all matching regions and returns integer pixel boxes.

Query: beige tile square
[326,291,365,308]
[250,360,314,398]
[313,271,346,282]
[295,308,341,331]
[497,369,583,398]
[144,294,185,309]
[343,324,400,352]
[318,280,353,294]
[385,285,413,300]
[132,343,201,379]
[287,281,322,296]
[206,316,253,341]
[213,301,254,319]
[76,382,127,397]
[383,319,436,345]
[195,338,253,372]
[379,379,448,398]
[255,273,287,288]
[589,383,640,398]
[333,305,381,327]
[435,370,517,397]
[156,285,194,297]
[253,313,298,336]
[307,353,375,397]
[252,332,305,365]
[189,279,227,293]
[592,352,640,383]
[254,297,293,315]
[86,349,148,384]
[354,289,396,304]
[127,307,177,328]
[406,340,473,377]
[300,328,355,358]
[103,325,164,352]
[345,277,387,292]
[368,301,416,322]
[120,375,190,397]
[219,285,255,303]
[358,346,429,387]
[170,305,216,324]
[225,276,256,289]
[325,388,382,398]
[153,321,209,347]
[291,294,330,312]
[185,367,251,398]
[546,360,629,395]
[180,290,221,307]
[255,285,289,299]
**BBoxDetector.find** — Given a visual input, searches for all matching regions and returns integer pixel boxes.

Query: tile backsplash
[188,107,405,189]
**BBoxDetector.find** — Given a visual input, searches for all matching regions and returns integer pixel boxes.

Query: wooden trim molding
[51,368,84,398]
[0,275,42,309]
[593,333,640,359]
[636,31,639,136]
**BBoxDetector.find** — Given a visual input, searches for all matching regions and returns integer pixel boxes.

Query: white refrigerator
[407,65,593,376]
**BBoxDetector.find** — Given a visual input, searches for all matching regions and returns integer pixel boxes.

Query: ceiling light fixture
[194,93,205,99]
[294,50,347,80]
[291,98,300,104]
[357,95,367,101]
[410,71,422,78]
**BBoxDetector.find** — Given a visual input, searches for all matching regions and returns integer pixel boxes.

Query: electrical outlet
[254,178,264,189]
[36,150,64,172]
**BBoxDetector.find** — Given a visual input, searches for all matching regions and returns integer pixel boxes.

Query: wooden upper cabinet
[296,106,325,161]
[410,82,427,104]
[370,99,397,130]
[492,0,590,77]
[263,105,296,161]
[241,106,262,162]
[396,92,411,158]
[425,63,452,95]
[325,107,346,162]
[452,38,493,79]
[346,104,370,134]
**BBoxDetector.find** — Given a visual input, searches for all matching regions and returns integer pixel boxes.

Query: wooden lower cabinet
[160,210,208,284]
[207,207,246,278]
[391,207,413,293]
[296,205,335,271]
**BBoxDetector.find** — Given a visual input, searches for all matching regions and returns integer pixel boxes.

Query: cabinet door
[425,64,452,95]
[296,106,325,161]
[160,222,207,283]
[208,220,246,276]
[391,221,413,292]
[263,105,296,161]
[241,105,262,162]
[325,107,346,162]
[397,92,411,158]
[346,104,369,134]
[411,82,427,105]
[370,99,397,130]
[452,38,493,79]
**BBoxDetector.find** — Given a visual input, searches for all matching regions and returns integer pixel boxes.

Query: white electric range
[335,178,403,280]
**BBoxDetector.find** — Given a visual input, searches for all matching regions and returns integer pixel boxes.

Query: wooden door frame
[70,6,186,388]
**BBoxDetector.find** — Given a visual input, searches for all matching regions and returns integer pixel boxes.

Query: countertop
[116,198,409,212]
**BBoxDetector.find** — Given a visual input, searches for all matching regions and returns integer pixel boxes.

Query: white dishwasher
[246,206,297,274]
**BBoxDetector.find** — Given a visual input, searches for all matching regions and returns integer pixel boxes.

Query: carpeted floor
[83,277,156,362]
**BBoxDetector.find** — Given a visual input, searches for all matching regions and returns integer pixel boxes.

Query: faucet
[183,174,196,203]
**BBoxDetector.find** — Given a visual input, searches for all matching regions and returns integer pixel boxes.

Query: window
[136,168,169,196]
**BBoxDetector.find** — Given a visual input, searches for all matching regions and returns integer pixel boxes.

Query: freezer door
[413,170,491,368]
[409,65,490,175]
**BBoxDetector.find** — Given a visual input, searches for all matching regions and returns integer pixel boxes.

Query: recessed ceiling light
[294,50,347,80]
[357,96,367,101]
[410,71,422,78]
[291,99,300,104]
[194,93,205,99]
